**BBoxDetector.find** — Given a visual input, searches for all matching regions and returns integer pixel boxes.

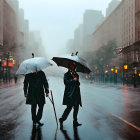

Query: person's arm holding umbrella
[64,73,77,85]
[74,72,80,86]
[23,74,29,98]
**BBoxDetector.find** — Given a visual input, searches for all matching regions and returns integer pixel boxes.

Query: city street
[0,76,140,140]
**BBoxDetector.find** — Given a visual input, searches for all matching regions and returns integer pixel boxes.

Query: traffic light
[9,56,13,61]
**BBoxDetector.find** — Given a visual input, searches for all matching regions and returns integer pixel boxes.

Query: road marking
[92,103,140,132]
[109,112,140,131]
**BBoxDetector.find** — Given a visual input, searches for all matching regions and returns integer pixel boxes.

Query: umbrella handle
[50,90,58,127]
[48,97,53,104]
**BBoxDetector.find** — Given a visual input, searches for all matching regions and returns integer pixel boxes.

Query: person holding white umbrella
[16,57,52,126]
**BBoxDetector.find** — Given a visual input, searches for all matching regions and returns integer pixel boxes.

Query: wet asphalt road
[0,76,140,140]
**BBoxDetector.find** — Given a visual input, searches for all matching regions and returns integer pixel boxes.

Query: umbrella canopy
[16,57,52,75]
[52,53,91,74]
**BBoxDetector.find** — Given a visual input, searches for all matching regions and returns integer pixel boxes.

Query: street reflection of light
[115,69,117,73]
[123,85,131,124]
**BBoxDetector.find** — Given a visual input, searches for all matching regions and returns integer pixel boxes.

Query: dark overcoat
[63,71,82,107]
[23,71,49,105]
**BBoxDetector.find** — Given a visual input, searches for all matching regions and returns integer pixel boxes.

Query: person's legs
[73,105,79,123]
[31,104,37,124]
[59,105,72,128]
[36,104,44,122]
[61,105,72,121]
[73,105,82,126]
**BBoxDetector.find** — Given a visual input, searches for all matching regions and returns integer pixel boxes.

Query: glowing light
[13,60,15,64]
[134,69,137,74]
[8,62,13,67]
[111,68,114,72]
[3,61,7,66]
[105,70,108,73]
[85,76,88,79]
[9,57,13,61]
[124,65,128,70]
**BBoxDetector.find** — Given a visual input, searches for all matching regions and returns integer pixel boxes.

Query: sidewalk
[84,80,140,91]
[0,78,23,89]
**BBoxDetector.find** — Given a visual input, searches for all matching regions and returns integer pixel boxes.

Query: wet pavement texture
[0,76,140,140]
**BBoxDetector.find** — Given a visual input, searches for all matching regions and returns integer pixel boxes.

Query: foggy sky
[18,0,113,58]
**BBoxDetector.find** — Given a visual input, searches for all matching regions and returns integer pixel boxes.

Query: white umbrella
[52,53,91,74]
[16,57,52,75]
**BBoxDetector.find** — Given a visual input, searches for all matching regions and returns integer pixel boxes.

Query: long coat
[23,71,49,105]
[63,71,82,107]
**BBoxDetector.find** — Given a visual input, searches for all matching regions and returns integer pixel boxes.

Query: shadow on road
[31,126,42,140]
[60,126,81,140]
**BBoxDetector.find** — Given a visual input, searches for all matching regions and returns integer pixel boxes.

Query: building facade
[3,0,18,52]
[67,10,104,55]
[106,0,121,17]
[90,0,140,85]
[90,2,122,53]
[0,0,3,47]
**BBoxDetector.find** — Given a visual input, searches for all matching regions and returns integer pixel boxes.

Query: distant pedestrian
[14,75,18,83]
[59,61,82,128]
[24,70,49,126]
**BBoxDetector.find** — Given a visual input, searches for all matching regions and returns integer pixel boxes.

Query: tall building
[66,39,74,53]
[106,0,121,17]
[0,0,3,47]
[83,10,104,37]
[134,0,140,72]
[72,24,84,52]
[135,0,140,47]
[3,0,18,52]
[6,0,19,13]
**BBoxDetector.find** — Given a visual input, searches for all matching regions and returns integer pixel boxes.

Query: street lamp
[123,64,128,85]
[124,65,128,70]
[111,68,114,72]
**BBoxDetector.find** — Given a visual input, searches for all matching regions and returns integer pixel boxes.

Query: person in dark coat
[59,61,82,128]
[24,70,49,126]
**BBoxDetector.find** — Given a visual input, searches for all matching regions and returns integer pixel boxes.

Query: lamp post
[133,67,137,88]
[123,64,128,85]
[6,52,9,82]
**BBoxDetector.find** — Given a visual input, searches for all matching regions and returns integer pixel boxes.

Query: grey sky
[18,0,113,58]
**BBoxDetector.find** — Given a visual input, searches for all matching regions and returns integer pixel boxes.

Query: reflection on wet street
[0,77,140,140]
[60,126,80,140]
[31,126,42,140]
